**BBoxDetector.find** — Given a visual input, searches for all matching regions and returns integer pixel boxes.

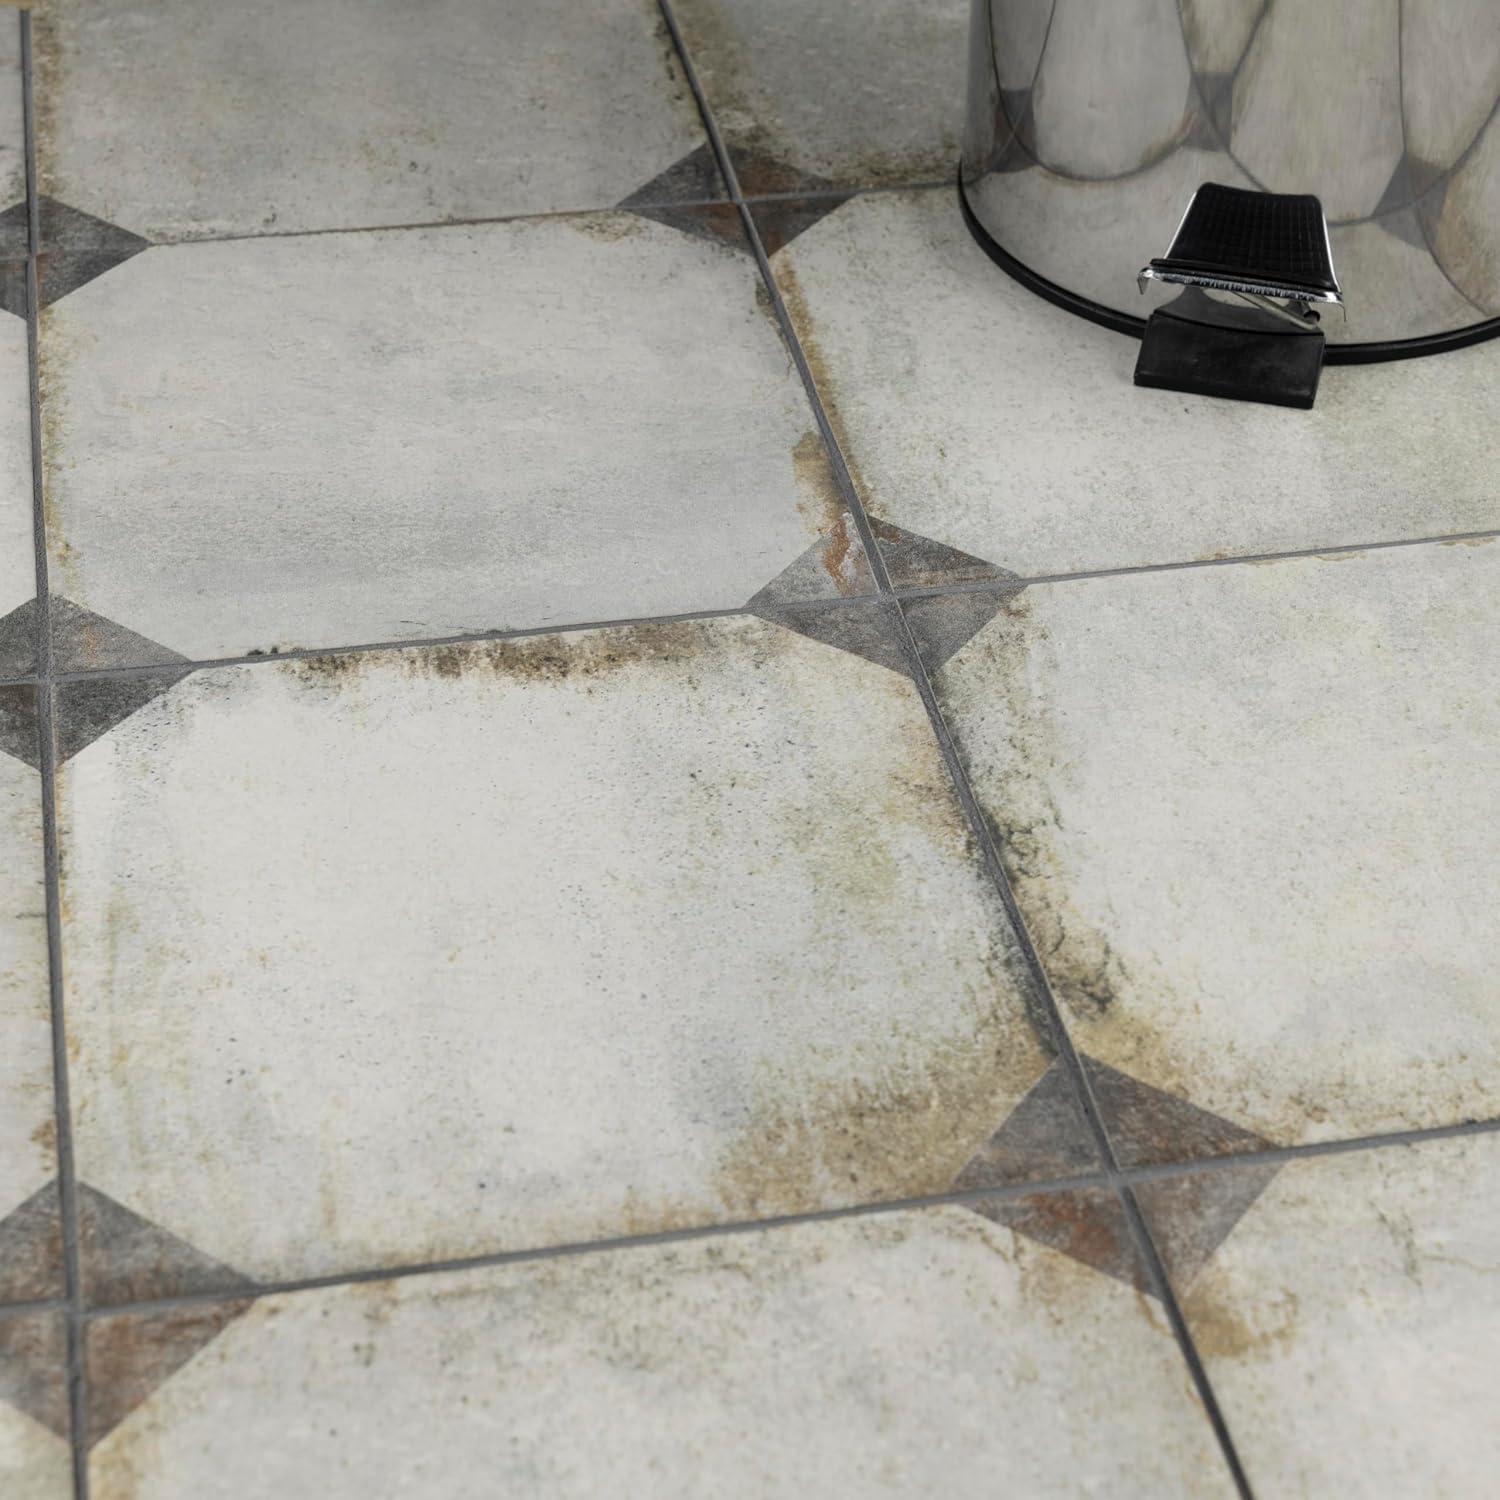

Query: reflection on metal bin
[960,0,1500,360]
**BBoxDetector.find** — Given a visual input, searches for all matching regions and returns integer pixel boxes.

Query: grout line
[20,13,90,1497]
[80,1172,1113,1323]
[896,526,1500,600]
[38,596,882,685]
[5,1106,1496,1324]
[0,1296,70,1322]
[12,521,1497,690]
[80,178,951,253]
[657,2,1254,1492]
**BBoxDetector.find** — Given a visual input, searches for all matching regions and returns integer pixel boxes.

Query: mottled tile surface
[671,0,967,189]
[1150,1134,1500,1496]
[41,213,867,662]
[927,542,1500,1150]
[0,1312,71,1499]
[772,187,1500,576]
[0,747,57,1303]
[89,1207,1233,1499]
[61,616,1062,1286]
[35,0,712,239]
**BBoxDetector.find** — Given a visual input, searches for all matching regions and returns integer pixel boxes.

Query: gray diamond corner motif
[618,143,853,256]
[0,1181,256,1445]
[0,596,192,769]
[0,196,150,319]
[958,1057,1280,1293]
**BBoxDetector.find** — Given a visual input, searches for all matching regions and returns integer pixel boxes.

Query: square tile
[41,211,870,664]
[0,721,59,1303]
[60,612,1075,1290]
[36,0,716,240]
[921,539,1500,1153]
[0,1311,71,1499]
[671,0,968,192]
[767,187,1500,579]
[87,1205,1234,1498]
[1144,1133,1500,1496]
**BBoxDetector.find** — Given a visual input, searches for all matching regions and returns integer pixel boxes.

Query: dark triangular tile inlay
[1133,1162,1281,1288]
[617,142,726,207]
[54,668,192,765]
[78,1184,257,1307]
[0,1183,63,1303]
[87,1298,255,1445]
[747,519,874,609]
[0,1312,69,1439]
[871,521,1010,591]
[619,146,743,252]
[752,194,855,257]
[972,1186,1149,1292]
[626,200,748,253]
[1084,1056,1273,1168]
[750,599,910,676]
[0,597,38,679]
[0,1182,257,1444]
[0,197,150,318]
[903,589,1023,672]
[50,596,187,674]
[953,1059,1101,1190]
[0,682,39,769]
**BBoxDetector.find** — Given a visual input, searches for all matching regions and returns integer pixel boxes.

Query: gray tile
[88,1208,1235,1497]
[929,541,1500,1147]
[42,214,866,662]
[773,187,1500,577]
[36,0,710,238]
[0,1311,71,1497]
[1167,1134,1500,1496]
[969,1185,1146,1291]
[62,618,1054,1283]
[951,1059,1101,1188]
[671,0,968,190]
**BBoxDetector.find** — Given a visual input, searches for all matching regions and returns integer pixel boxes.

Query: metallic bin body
[961,0,1500,357]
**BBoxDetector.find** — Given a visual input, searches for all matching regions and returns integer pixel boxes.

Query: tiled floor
[2,2,1498,1497]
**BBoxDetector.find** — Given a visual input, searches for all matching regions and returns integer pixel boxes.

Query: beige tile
[89,1205,1234,1499]
[1150,1133,1500,1497]
[924,540,1500,1151]
[36,0,711,239]
[773,188,1500,578]
[61,614,1062,1287]
[41,212,865,663]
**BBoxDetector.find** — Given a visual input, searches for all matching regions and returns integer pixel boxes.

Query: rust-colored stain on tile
[790,430,863,594]
[973,1186,1148,1293]
[291,618,717,694]
[87,1300,256,1445]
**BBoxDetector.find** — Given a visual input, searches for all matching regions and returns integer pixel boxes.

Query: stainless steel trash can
[961,0,1500,358]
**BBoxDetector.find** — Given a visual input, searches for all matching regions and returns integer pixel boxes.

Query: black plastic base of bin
[1133,292,1325,410]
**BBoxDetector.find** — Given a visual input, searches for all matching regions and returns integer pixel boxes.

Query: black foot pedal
[1135,287,1324,410]
[1134,184,1342,410]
